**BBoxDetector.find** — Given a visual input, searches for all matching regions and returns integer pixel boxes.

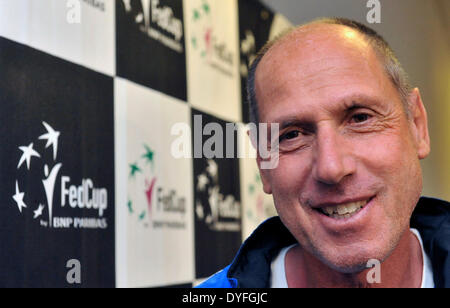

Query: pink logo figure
[145,177,157,217]
[204,28,212,53]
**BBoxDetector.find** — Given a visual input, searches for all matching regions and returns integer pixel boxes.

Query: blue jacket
[197,197,450,288]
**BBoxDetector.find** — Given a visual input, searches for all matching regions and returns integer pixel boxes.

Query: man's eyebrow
[274,94,387,130]
[341,94,386,110]
[277,118,314,131]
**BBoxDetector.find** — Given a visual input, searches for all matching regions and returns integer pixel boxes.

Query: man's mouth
[315,199,371,220]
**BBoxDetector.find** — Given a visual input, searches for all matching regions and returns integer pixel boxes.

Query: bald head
[247,18,412,125]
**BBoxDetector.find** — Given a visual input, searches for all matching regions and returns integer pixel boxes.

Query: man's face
[255,25,430,272]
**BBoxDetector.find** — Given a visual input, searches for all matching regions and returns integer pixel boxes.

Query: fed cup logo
[121,0,184,53]
[12,122,109,229]
[127,144,187,229]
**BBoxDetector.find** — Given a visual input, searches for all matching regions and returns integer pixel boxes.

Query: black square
[191,109,242,279]
[0,37,115,288]
[116,0,187,101]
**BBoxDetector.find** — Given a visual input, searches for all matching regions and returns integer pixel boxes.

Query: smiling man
[197,18,450,288]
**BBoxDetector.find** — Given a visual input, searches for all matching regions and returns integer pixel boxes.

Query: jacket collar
[227,197,450,288]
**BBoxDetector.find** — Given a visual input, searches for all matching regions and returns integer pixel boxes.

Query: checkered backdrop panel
[0,0,291,288]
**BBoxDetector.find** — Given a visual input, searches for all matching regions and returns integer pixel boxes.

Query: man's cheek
[358,134,406,173]
[271,174,299,202]
[270,164,300,206]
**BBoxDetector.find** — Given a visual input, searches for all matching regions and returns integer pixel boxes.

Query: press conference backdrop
[1,0,448,288]
[0,0,288,288]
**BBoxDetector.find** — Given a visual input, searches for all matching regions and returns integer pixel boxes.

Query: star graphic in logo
[248,184,255,195]
[33,204,45,219]
[17,143,41,170]
[255,173,261,183]
[142,145,155,170]
[196,201,204,219]
[12,181,27,213]
[13,121,66,228]
[193,9,200,21]
[127,200,134,214]
[129,163,142,178]
[39,121,60,161]
[206,159,218,178]
[202,1,210,14]
[197,174,209,191]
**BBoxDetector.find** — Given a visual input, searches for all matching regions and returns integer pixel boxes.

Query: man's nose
[312,127,356,185]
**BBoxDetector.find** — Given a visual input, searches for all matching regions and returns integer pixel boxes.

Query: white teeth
[337,205,348,215]
[320,200,368,219]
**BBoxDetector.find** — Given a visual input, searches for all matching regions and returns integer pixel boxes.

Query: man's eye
[278,129,311,152]
[280,130,300,141]
[351,113,371,123]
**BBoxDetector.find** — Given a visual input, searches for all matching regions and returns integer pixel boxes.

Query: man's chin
[313,247,389,275]
[322,257,372,274]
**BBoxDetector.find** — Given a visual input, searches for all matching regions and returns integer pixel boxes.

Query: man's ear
[248,129,273,195]
[408,88,430,160]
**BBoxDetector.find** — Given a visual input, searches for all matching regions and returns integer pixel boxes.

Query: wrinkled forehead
[257,24,376,82]
[254,24,394,121]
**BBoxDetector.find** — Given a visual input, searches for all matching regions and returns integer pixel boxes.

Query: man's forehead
[254,23,402,123]
[257,23,371,76]
[255,24,381,104]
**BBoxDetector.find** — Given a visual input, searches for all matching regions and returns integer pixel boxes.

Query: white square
[184,0,241,122]
[0,0,115,76]
[115,78,194,288]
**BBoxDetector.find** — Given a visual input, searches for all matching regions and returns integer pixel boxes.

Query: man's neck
[285,229,423,288]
